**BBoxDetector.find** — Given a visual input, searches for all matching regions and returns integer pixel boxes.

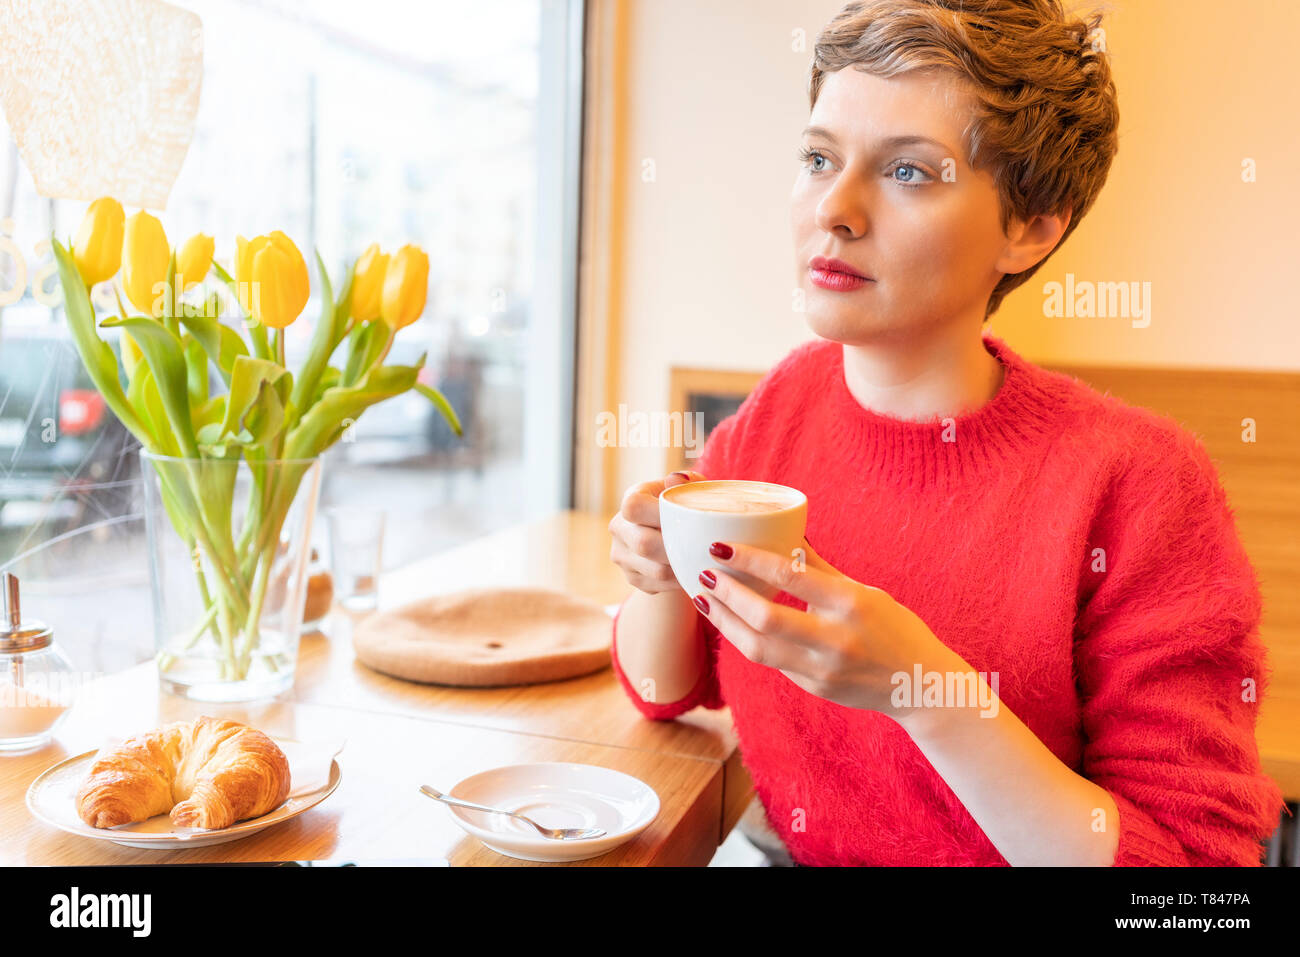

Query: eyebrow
[801,125,952,153]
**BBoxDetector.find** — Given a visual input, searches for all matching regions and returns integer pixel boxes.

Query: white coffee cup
[659,480,808,601]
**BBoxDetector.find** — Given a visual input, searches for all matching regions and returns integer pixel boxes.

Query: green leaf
[193,452,239,552]
[218,355,292,450]
[162,251,179,337]
[341,321,377,387]
[329,262,356,354]
[50,239,153,447]
[196,422,248,457]
[177,308,249,388]
[192,394,227,432]
[415,382,464,437]
[243,378,288,447]
[131,367,181,456]
[183,334,209,411]
[99,315,199,458]
[195,425,225,456]
[126,364,163,452]
[144,456,200,551]
[121,330,142,382]
[288,250,337,429]
[311,365,341,406]
[285,356,425,460]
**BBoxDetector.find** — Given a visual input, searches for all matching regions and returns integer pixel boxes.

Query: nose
[814,168,869,238]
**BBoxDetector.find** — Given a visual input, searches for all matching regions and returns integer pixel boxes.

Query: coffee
[665,482,801,514]
[658,480,808,602]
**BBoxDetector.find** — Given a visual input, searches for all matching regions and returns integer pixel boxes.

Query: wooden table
[7,509,1291,865]
[0,511,753,866]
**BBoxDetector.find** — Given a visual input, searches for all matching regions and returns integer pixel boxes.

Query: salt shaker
[0,573,74,751]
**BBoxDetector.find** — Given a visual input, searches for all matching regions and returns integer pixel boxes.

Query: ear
[995,206,1072,276]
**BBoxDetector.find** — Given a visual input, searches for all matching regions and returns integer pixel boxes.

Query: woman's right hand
[609,470,706,595]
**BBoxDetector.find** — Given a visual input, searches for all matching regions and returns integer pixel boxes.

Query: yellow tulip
[249,231,310,329]
[350,244,388,322]
[235,234,261,314]
[122,210,170,317]
[73,197,124,286]
[266,230,309,305]
[380,244,428,330]
[176,233,213,290]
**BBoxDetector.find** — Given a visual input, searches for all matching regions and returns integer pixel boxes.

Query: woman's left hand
[694,538,957,719]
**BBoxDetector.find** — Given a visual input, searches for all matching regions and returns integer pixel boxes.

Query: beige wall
[604,0,1299,504]
[996,0,1300,368]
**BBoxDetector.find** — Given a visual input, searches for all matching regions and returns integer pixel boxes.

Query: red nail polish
[692,594,710,615]
[699,569,716,589]
[709,542,733,560]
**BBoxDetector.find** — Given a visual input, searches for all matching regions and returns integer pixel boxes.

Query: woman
[607,0,1284,866]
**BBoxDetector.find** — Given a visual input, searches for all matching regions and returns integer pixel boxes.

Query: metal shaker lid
[0,573,53,653]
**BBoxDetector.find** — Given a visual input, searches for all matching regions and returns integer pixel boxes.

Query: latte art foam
[667,482,801,514]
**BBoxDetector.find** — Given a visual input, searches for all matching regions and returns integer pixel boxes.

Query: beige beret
[352,587,613,687]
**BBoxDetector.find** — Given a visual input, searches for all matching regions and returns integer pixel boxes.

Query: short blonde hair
[809,0,1120,318]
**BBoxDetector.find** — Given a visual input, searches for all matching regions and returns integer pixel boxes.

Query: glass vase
[140,451,323,702]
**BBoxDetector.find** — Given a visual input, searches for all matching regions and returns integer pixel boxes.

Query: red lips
[810,256,871,280]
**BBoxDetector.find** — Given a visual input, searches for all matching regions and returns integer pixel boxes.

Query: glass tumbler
[326,506,385,612]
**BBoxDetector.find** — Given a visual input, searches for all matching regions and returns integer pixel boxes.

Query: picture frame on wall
[666,367,763,474]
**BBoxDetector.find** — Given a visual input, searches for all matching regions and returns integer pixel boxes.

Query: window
[0,0,583,671]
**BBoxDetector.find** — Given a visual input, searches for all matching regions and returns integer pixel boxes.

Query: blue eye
[798,146,829,172]
[799,148,932,186]
[890,162,931,186]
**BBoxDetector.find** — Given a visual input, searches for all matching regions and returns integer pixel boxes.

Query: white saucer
[26,738,342,850]
[438,762,660,862]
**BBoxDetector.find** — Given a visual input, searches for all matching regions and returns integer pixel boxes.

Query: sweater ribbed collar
[827,332,1069,489]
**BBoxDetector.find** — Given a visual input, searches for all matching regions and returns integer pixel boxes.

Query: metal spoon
[419,785,606,841]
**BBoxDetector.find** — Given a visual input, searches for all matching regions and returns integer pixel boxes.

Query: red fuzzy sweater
[611,333,1285,866]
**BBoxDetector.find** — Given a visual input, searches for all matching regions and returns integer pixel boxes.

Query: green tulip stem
[152,461,260,682]
[208,260,271,361]
[150,462,252,626]
[232,462,309,679]
[177,480,250,623]
[187,566,224,650]
[158,598,221,673]
[250,324,272,361]
[187,600,222,650]
[236,545,274,679]
[215,596,237,681]
[236,470,277,586]
[374,324,396,368]
[236,501,261,574]
[163,252,180,340]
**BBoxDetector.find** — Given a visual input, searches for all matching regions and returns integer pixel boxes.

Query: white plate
[26,739,342,850]
[438,762,660,862]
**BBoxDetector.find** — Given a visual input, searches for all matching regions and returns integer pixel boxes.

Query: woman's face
[791,67,1023,344]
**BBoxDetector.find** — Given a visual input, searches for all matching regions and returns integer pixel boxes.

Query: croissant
[75,715,291,830]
